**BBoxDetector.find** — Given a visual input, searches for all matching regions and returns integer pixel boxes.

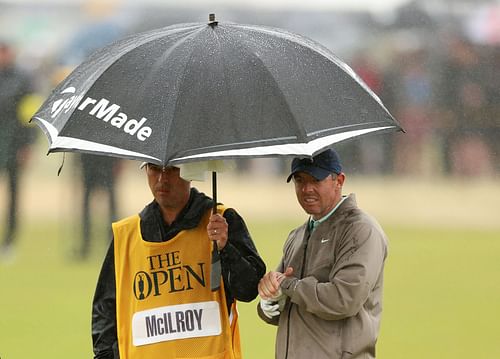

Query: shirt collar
[309,195,347,231]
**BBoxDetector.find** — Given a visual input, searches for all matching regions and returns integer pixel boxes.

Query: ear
[336,173,346,187]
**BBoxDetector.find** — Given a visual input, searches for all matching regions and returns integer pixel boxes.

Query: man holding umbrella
[92,163,265,359]
[257,149,388,359]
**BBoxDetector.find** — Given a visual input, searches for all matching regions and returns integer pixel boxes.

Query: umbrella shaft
[212,172,217,214]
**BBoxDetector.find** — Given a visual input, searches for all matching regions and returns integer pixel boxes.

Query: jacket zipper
[285,229,311,359]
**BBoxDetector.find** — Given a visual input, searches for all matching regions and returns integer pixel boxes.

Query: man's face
[146,164,191,212]
[292,172,344,220]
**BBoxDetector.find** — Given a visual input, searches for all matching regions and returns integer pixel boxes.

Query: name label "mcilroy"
[132,301,221,346]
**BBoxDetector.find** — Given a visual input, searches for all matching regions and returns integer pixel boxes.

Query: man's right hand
[258,267,294,299]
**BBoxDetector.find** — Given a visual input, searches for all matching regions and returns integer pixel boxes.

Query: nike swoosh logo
[321,238,330,243]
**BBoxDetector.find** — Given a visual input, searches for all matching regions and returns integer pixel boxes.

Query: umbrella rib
[233,36,307,141]
[236,23,388,110]
[84,24,203,90]
[232,24,397,129]
[162,28,210,164]
[308,121,396,137]
[215,28,238,139]
[141,26,207,100]
[44,24,205,128]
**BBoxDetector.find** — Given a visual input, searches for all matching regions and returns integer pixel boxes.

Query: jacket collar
[139,188,214,242]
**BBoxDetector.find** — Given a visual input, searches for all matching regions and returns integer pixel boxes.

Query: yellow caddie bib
[113,206,241,359]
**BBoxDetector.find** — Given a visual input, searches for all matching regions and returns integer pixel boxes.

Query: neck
[160,208,179,226]
[312,195,344,221]
[158,198,189,226]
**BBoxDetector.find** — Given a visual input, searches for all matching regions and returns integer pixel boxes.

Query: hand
[207,213,228,250]
[258,267,294,300]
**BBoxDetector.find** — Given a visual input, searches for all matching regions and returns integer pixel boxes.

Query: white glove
[260,298,281,318]
[260,293,287,319]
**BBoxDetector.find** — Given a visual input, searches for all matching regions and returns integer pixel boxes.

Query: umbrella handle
[212,171,217,214]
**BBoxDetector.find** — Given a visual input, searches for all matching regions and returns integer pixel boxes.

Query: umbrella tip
[208,13,218,27]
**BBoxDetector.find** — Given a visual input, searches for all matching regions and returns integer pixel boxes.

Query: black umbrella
[33,14,401,164]
[32,14,402,290]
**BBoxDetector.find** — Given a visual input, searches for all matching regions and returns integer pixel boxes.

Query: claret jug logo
[134,250,206,300]
[50,86,153,142]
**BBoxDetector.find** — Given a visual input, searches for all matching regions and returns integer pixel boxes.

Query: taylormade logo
[50,87,153,142]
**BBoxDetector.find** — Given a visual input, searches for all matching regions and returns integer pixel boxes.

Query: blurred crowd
[345,30,499,177]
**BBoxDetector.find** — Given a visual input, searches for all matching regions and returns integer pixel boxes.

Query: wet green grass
[1,220,500,358]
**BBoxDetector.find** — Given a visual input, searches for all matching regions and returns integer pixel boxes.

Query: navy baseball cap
[286,149,342,183]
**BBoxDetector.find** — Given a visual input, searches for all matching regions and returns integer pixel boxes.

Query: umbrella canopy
[32,14,402,166]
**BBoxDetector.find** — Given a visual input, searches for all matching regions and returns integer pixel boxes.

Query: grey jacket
[258,194,387,359]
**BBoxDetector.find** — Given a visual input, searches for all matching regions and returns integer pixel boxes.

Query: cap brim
[286,166,332,183]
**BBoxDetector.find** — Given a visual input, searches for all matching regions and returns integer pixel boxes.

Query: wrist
[280,277,299,296]
[270,288,284,301]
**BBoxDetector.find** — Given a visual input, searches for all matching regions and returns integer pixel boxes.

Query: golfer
[257,149,388,359]
[92,163,265,359]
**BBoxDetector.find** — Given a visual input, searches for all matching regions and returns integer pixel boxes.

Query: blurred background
[1,0,499,358]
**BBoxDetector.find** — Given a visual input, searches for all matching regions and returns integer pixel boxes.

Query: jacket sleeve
[220,208,266,302]
[280,221,387,320]
[92,240,120,359]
